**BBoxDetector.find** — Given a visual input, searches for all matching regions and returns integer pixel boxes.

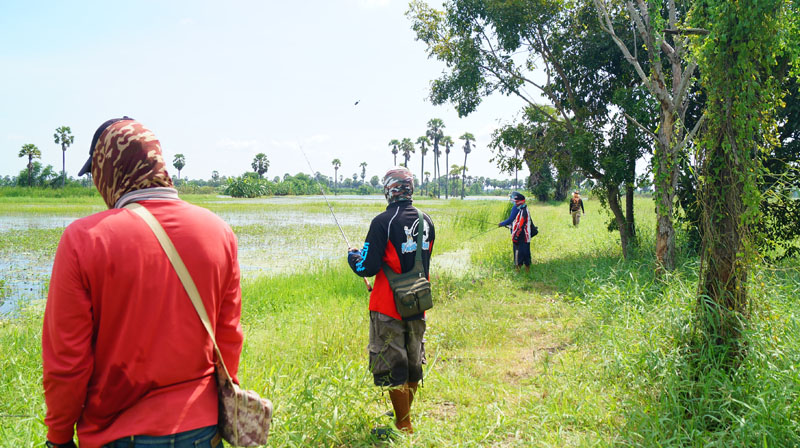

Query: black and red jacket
[348,201,435,320]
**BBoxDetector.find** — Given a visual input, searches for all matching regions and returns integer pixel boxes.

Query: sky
[0,0,541,183]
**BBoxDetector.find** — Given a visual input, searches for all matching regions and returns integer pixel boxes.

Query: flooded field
[0,195,501,316]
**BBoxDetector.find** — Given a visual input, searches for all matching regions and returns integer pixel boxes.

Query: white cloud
[178,17,194,26]
[307,134,331,144]
[357,0,391,8]
[267,139,297,149]
[217,138,259,151]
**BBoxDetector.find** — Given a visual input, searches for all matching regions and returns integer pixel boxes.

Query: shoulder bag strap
[415,209,424,264]
[124,202,234,382]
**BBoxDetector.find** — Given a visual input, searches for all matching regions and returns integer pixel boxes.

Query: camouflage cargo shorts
[368,311,426,387]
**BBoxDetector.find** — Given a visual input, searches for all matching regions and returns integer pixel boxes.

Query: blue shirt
[499,204,519,228]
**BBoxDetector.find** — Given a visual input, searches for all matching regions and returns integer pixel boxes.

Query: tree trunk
[445,152,450,199]
[607,184,630,259]
[421,154,425,195]
[625,181,636,242]
[554,167,572,201]
[334,168,338,195]
[28,158,33,187]
[654,107,677,273]
[461,153,468,199]
[698,108,748,345]
[62,147,66,188]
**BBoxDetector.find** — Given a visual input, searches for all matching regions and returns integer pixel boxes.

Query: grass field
[1,194,799,447]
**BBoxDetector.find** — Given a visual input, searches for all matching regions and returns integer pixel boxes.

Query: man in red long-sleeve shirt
[42,118,242,448]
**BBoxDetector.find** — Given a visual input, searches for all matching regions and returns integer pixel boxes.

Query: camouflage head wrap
[91,120,173,209]
[383,166,414,203]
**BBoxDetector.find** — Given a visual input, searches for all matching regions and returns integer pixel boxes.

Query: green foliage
[400,138,415,167]
[530,162,554,202]
[0,185,98,198]
[690,0,796,336]
[757,197,800,260]
[251,153,270,178]
[224,175,271,198]
[13,162,73,188]
[223,173,333,198]
[172,153,186,177]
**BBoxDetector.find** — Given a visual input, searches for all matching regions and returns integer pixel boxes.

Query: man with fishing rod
[346,166,435,437]
[498,191,535,272]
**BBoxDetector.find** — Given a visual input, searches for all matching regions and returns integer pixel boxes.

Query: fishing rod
[467,225,507,241]
[298,144,372,292]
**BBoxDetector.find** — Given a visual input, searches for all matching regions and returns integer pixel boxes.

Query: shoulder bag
[382,209,434,318]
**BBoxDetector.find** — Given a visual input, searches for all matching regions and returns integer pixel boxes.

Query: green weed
[1,196,799,447]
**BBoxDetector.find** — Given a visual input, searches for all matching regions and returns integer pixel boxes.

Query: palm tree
[400,138,415,168]
[251,153,270,177]
[388,139,400,165]
[416,136,431,194]
[173,154,186,180]
[441,135,454,198]
[426,118,445,198]
[211,170,220,186]
[18,144,41,187]
[53,126,74,188]
[449,164,462,195]
[332,158,341,194]
[424,171,431,187]
[359,161,367,184]
[459,133,475,199]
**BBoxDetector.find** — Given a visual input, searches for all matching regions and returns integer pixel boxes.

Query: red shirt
[42,200,243,447]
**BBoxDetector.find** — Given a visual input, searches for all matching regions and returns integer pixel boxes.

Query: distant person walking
[42,117,243,448]
[347,166,435,436]
[499,191,532,272]
[569,191,585,227]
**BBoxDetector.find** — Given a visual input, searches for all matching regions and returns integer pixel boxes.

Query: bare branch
[675,61,697,109]
[627,1,654,54]
[470,54,567,130]
[530,30,578,112]
[675,113,707,154]
[667,0,678,30]
[623,112,657,140]
[593,0,672,107]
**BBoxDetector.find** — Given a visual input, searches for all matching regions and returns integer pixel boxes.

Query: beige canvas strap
[124,202,233,382]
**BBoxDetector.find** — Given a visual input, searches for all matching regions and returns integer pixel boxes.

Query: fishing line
[467,225,507,241]
[298,143,373,292]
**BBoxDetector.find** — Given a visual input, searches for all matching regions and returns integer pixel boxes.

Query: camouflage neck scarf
[92,120,174,209]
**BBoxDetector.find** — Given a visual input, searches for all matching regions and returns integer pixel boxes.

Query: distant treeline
[0,163,521,198]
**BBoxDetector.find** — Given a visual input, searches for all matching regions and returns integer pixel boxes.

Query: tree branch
[675,61,697,110]
[675,113,707,155]
[593,0,672,108]
[623,112,658,141]
[664,28,710,36]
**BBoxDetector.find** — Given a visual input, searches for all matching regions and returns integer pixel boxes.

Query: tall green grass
[0,186,98,198]
[1,197,799,446]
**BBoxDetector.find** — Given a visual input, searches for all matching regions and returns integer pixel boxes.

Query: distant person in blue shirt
[498,191,533,271]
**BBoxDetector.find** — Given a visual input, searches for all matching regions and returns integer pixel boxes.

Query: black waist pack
[382,210,433,318]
